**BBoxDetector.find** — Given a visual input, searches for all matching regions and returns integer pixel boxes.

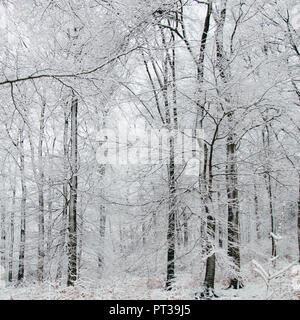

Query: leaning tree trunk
[67,95,78,286]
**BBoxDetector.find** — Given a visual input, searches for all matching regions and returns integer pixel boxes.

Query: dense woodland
[0,0,299,300]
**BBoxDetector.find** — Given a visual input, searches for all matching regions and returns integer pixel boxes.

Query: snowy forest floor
[0,270,299,300]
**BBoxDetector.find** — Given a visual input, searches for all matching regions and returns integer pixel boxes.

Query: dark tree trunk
[67,96,78,286]
[8,178,16,282]
[226,131,243,289]
[267,173,276,258]
[201,135,217,298]
[195,0,215,288]
[298,173,300,264]
[98,204,106,275]
[217,188,223,248]
[254,182,261,240]
[212,0,243,289]
[166,134,176,290]
[37,102,46,282]
[183,209,188,247]
[37,185,45,282]
[0,199,6,272]
[203,253,216,295]
[18,128,26,282]
[262,125,277,259]
[202,216,216,297]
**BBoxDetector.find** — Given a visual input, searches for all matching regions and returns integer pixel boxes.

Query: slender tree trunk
[142,223,146,246]
[254,182,261,240]
[183,209,188,248]
[0,198,6,276]
[202,210,216,297]
[46,138,56,280]
[8,175,16,282]
[176,212,183,246]
[193,0,216,297]
[56,107,69,282]
[67,95,78,286]
[213,0,243,289]
[77,203,84,280]
[37,102,46,282]
[98,204,106,275]
[262,125,277,259]
[18,128,26,282]
[97,113,107,276]
[156,24,178,291]
[166,133,176,290]
[201,136,217,297]
[217,188,223,248]
[298,172,300,263]
[226,128,242,289]
[267,173,276,258]
[46,180,53,279]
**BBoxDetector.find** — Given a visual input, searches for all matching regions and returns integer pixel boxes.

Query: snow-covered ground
[0,272,298,300]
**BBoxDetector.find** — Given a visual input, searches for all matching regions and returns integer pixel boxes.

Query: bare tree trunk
[217,188,223,248]
[97,112,107,277]
[0,197,6,276]
[166,134,176,290]
[192,0,217,297]
[77,202,83,280]
[212,0,243,289]
[298,172,300,263]
[262,125,277,259]
[98,204,106,275]
[226,127,242,289]
[46,181,53,279]
[267,174,276,257]
[56,107,69,282]
[142,222,146,246]
[44,138,55,280]
[67,95,78,286]
[37,102,46,282]
[8,174,16,282]
[254,182,261,240]
[18,128,26,283]
[154,23,178,291]
[176,212,183,246]
[183,209,188,248]
[201,131,219,298]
